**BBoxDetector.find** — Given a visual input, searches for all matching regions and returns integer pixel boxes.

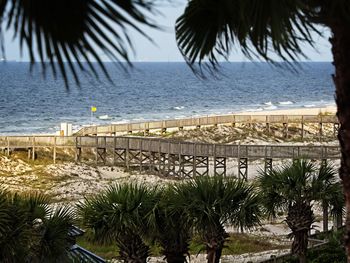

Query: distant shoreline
[235,105,336,116]
[0,105,337,137]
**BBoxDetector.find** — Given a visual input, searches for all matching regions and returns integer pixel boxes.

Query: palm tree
[172,176,261,263]
[152,186,192,263]
[174,1,350,257]
[311,161,345,231]
[258,159,343,263]
[77,183,161,263]
[0,190,75,262]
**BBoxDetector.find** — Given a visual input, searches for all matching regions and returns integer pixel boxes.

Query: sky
[2,1,333,62]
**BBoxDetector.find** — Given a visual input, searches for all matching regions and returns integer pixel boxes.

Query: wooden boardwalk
[0,136,340,180]
[76,114,339,136]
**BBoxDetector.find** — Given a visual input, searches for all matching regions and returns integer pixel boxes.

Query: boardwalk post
[165,141,170,176]
[95,137,98,165]
[239,158,248,181]
[232,114,236,127]
[32,136,35,160]
[6,136,10,156]
[139,139,143,173]
[283,118,289,138]
[148,139,152,172]
[126,138,130,170]
[237,143,240,179]
[301,116,304,140]
[74,137,79,162]
[266,116,270,134]
[27,137,31,159]
[319,122,323,142]
[179,142,182,177]
[264,158,273,173]
[53,136,57,164]
[193,143,197,177]
[158,139,162,175]
[113,137,116,165]
[213,144,217,176]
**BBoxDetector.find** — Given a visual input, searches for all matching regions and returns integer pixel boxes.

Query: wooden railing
[0,136,341,160]
[75,114,339,136]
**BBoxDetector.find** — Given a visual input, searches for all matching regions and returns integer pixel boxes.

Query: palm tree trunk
[292,231,308,263]
[329,18,350,262]
[286,202,313,263]
[164,254,187,263]
[205,225,229,263]
[323,201,329,231]
[117,233,150,263]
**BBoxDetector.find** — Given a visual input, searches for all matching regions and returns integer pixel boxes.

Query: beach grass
[76,231,289,260]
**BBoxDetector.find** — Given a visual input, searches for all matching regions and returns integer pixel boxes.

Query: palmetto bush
[77,177,262,263]
[172,176,262,263]
[152,186,192,263]
[0,189,75,262]
[77,183,162,263]
[258,159,344,263]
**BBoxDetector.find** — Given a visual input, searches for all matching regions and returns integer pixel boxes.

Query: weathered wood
[193,143,197,177]
[126,138,130,170]
[301,116,305,139]
[319,122,323,141]
[76,114,339,136]
[95,137,98,165]
[6,137,10,156]
[239,158,248,181]
[0,135,342,178]
[264,158,273,173]
[53,136,57,164]
[32,136,35,160]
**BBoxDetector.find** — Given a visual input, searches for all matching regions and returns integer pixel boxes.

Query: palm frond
[1,0,158,87]
[34,206,75,262]
[77,182,161,244]
[176,0,320,68]
[173,176,261,232]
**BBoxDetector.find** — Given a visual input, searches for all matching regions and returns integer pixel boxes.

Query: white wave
[264,101,273,106]
[246,108,264,112]
[173,106,185,110]
[98,115,112,120]
[112,119,130,124]
[303,104,316,108]
[263,105,278,110]
[278,101,294,105]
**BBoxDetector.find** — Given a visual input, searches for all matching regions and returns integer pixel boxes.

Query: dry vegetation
[135,123,338,145]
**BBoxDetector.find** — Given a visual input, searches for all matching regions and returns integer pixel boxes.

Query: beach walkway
[76,114,339,138]
[0,135,340,180]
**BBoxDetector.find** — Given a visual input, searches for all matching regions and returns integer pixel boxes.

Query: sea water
[0,62,335,135]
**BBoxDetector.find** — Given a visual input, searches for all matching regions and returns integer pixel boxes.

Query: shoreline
[235,105,336,116]
[0,105,337,136]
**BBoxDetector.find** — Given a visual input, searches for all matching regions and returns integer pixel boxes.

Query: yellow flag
[91,106,97,112]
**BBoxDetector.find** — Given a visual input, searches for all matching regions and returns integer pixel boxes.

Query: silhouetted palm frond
[176,0,320,67]
[0,0,158,86]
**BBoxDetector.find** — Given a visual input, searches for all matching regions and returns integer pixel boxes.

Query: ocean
[0,62,335,135]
